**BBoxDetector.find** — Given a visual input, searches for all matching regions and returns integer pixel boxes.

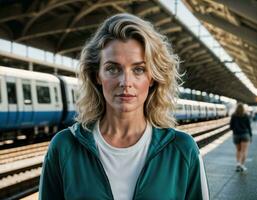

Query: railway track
[0,118,230,200]
[0,142,49,165]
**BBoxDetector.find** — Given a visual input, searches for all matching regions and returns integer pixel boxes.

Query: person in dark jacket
[230,103,252,172]
[39,13,209,200]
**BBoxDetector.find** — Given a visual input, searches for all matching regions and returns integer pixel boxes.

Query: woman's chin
[114,104,138,113]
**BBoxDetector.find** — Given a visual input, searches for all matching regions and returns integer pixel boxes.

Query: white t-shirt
[93,121,152,200]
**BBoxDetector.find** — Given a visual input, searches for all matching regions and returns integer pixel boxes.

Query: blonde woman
[230,103,252,172]
[39,13,209,200]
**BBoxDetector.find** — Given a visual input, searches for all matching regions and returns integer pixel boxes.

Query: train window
[177,104,183,110]
[7,82,17,104]
[36,86,51,104]
[22,84,32,104]
[54,87,58,102]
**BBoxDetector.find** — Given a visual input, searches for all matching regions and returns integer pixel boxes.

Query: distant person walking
[230,103,252,172]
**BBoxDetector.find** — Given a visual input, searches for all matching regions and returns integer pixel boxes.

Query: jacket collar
[146,127,176,160]
[68,122,99,156]
[69,122,176,158]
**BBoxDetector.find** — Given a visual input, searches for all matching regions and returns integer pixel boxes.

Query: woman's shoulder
[157,127,199,153]
[166,128,200,161]
[169,128,197,147]
[46,126,77,157]
[51,127,75,145]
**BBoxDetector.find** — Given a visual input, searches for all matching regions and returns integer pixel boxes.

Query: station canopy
[183,0,257,104]
[0,0,256,104]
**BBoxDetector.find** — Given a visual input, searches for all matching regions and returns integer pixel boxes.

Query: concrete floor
[203,121,257,200]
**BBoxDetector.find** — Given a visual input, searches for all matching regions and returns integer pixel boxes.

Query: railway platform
[201,121,257,200]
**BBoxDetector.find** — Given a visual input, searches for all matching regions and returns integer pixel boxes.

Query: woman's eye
[106,66,119,74]
[133,67,146,75]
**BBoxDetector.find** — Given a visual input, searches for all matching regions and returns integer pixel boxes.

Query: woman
[230,103,252,172]
[39,13,209,200]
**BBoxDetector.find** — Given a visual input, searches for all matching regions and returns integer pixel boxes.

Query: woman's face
[98,39,153,114]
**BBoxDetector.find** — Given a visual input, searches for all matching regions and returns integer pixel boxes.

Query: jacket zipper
[88,148,115,200]
[132,142,172,200]
[132,154,156,200]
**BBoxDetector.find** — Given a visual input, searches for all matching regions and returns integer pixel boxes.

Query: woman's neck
[99,111,147,148]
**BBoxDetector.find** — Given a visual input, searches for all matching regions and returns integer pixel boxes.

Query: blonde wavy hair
[76,13,180,129]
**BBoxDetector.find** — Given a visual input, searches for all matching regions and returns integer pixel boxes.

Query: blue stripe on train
[175,114,188,120]
[175,114,202,120]
[190,113,200,119]
[0,111,62,131]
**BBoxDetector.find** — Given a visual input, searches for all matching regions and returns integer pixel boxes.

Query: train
[175,99,227,122]
[0,66,227,141]
[0,66,77,140]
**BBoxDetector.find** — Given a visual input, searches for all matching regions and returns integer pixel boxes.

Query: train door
[186,105,191,121]
[175,103,183,120]
[65,85,76,125]
[201,104,206,119]
[206,106,209,120]
[22,80,33,126]
[6,78,18,129]
[0,77,8,130]
[52,84,62,124]
[197,104,201,119]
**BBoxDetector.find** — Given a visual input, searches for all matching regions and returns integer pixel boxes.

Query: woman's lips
[116,94,136,101]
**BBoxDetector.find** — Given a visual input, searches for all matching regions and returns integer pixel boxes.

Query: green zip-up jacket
[39,122,209,200]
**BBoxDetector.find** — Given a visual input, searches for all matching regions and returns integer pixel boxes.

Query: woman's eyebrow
[132,61,146,66]
[103,61,146,65]
[103,61,120,65]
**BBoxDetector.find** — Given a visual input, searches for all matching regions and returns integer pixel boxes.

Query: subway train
[0,66,78,140]
[174,99,227,122]
[0,66,227,141]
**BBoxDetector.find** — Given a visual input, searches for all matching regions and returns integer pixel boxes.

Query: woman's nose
[119,71,132,88]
